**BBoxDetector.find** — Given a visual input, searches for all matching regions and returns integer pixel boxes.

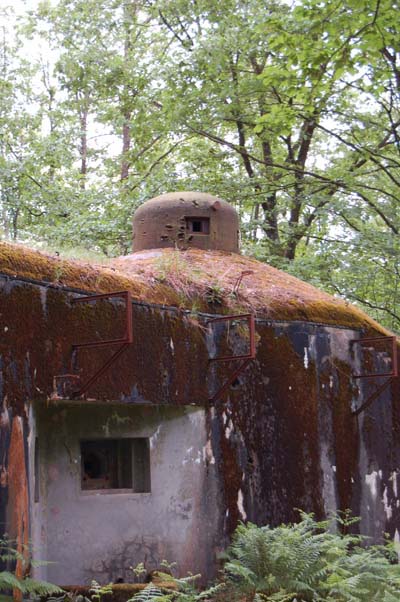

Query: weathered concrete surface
[33,403,218,585]
[0,271,399,585]
[0,277,209,405]
[6,416,29,599]
[206,322,400,544]
[132,192,239,253]
[357,359,400,542]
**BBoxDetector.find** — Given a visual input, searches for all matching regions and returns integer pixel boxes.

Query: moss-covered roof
[0,242,392,335]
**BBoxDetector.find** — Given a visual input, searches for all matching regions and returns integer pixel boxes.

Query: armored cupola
[132,191,240,253]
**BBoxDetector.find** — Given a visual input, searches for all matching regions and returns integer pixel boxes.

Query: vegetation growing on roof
[0,242,395,338]
[111,248,395,335]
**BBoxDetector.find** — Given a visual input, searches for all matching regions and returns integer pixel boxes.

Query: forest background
[1,0,399,332]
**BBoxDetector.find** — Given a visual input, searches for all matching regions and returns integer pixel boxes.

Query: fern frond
[0,571,23,592]
[196,582,226,599]
[224,512,400,601]
[19,576,63,595]
[127,582,169,602]
[260,591,297,602]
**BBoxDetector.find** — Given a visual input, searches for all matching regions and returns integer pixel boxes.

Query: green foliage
[47,595,90,602]
[223,513,400,601]
[0,536,63,601]
[126,569,222,602]
[9,515,395,602]
[96,517,400,602]
[89,580,113,601]
[131,562,147,582]
[1,0,399,330]
[128,583,167,602]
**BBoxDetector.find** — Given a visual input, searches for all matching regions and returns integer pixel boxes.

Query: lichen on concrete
[0,242,397,336]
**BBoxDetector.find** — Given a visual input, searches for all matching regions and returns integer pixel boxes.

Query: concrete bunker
[32,403,213,585]
[0,190,399,590]
[132,191,240,252]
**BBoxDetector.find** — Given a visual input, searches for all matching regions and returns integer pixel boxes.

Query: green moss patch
[0,242,395,336]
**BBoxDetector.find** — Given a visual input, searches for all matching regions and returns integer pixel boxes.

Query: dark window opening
[185,217,210,234]
[80,439,150,493]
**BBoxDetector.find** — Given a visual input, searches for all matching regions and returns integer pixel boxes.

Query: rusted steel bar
[72,290,133,346]
[209,358,251,404]
[352,377,393,417]
[207,313,256,403]
[72,337,130,349]
[53,291,134,400]
[232,270,253,295]
[351,335,398,379]
[207,314,255,361]
[72,342,130,398]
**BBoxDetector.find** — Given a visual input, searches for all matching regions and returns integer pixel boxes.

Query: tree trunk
[79,107,88,190]
[12,206,19,240]
[120,1,138,182]
[120,109,132,181]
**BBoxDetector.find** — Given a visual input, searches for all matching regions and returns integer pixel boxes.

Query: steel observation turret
[132,191,240,253]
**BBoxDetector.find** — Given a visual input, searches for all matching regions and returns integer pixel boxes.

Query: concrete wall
[32,403,219,585]
[206,322,400,544]
[0,274,399,585]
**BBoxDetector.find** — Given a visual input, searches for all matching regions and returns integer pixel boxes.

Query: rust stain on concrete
[7,416,29,601]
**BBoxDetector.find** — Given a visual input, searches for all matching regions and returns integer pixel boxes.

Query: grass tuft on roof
[0,242,394,336]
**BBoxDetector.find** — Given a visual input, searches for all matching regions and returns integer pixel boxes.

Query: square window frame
[185,217,210,235]
[80,438,151,494]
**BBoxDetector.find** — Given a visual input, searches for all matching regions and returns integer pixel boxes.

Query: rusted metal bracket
[207,313,256,403]
[53,291,133,399]
[352,377,393,417]
[350,336,398,416]
[232,270,254,296]
[71,291,133,397]
[351,336,398,379]
[72,291,133,349]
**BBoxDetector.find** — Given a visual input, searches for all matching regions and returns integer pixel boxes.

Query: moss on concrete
[0,242,395,336]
